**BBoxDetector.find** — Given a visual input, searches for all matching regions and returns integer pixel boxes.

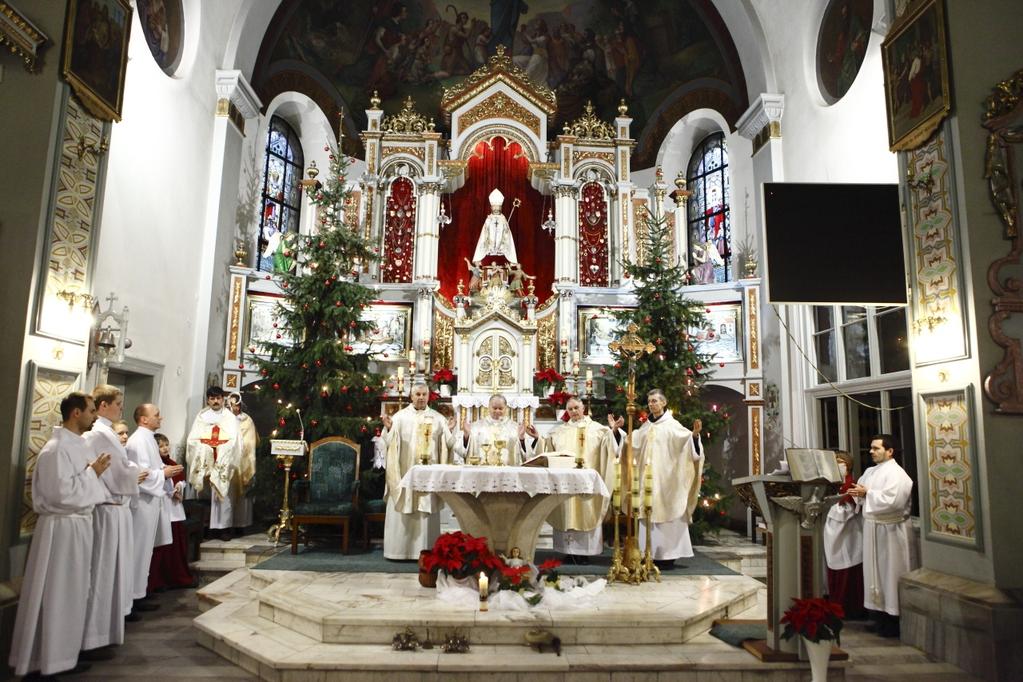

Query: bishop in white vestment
[126,405,171,600]
[229,394,258,529]
[382,384,457,559]
[849,436,914,624]
[82,386,142,651]
[614,391,704,564]
[536,397,616,556]
[471,188,518,264]
[455,394,533,466]
[9,394,109,677]
[186,387,242,531]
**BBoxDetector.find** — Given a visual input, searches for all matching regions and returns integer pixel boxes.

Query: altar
[400,464,609,561]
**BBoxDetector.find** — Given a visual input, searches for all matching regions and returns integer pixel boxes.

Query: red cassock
[147,454,195,591]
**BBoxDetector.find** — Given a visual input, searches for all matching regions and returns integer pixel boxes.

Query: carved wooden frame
[982,69,1023,414]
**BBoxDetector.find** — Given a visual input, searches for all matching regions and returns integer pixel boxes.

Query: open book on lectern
[784,449,842,483]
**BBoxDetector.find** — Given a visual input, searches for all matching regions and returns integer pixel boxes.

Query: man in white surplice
[848,434,914,638]
[81,385,145,654]
[9,392,110,678]
[228,393,258,529]
[456,394,535,466]
[381,384,457,560]
[186,386,242,538]
[126,404,181,604]
[610,389,704,570]
[471,188,518,264]
[535,396,617,561]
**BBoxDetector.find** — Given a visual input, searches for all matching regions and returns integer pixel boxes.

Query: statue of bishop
[472,188,519,264]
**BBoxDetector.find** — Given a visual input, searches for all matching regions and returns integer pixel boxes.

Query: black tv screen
[762,182,907,305]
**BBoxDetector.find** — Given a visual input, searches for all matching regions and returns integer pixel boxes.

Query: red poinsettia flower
[432,368,455,384]
[548,390,572,407]
[780,597,845,644]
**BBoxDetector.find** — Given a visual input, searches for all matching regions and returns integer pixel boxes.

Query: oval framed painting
[137,0,183,75]
[816,0,873,104]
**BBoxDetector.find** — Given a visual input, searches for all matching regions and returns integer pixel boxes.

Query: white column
[414,181,441,281]
[554,183,578,283]
[189,70,261,415]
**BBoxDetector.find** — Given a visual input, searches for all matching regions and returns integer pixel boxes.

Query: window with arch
[257,116,304,272]
[686,132,731,283]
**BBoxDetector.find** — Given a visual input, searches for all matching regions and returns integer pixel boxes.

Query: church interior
[1,0,1021,680]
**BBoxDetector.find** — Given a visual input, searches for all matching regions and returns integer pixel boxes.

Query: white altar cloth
[399,465,609,560]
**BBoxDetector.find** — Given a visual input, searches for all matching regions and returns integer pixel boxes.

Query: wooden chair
[361,498,387,548]
[291,436,360,555]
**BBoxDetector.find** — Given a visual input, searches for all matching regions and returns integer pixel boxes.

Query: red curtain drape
[437,137,554,302]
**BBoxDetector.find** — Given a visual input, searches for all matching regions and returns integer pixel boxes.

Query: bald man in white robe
[9,393,111,678]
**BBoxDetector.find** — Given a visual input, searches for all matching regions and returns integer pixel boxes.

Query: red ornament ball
[349,321,357,329]
[341,386,349,393]
[321,391,329,398]
[260,369,268,376]
[310,419,319,427]
[363,386,370,393]
[278,418,286,426]
[272,383,280,390]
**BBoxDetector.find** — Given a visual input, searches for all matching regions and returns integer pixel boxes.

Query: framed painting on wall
[137,0,184,76]
[881,0,951,151]
[61,0,133,121]
[350,304,412,360]
[247,295,292,351]
[690,302,743,363]
[578,307,628,365]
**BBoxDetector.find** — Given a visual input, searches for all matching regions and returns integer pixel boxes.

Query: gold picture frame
[577,306,629,365]
[61,0,133,122]
[881,0,951,151]
[350,303,413,360]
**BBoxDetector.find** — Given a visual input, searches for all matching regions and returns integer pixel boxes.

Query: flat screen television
[762,182,907,306]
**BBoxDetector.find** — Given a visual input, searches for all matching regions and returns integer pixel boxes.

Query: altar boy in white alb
[9,393,110,678]
[611,389,704,569]
[186,386,242,537]
[848,434,914,638]
[382,383,457,560]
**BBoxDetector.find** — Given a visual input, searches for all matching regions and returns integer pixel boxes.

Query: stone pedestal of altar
[399,465,608,561]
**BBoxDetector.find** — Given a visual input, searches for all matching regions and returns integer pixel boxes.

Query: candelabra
[606,323,656,585]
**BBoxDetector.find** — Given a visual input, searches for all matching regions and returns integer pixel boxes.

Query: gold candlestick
[418,421,433,465]
[576,427,586,469]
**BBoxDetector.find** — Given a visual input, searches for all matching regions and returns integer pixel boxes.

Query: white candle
[397,365,404,379]
[409,349,416,363]
[573,351,580,365]
[478,571,489,596]
[586,369,593,382]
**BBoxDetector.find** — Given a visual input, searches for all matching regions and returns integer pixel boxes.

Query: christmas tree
[602,213,733,538]
[253,130,382,444]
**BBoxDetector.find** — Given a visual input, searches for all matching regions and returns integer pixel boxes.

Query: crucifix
[200,424,230,463]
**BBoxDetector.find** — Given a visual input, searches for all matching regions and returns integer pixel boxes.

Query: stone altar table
[399,464,609,561]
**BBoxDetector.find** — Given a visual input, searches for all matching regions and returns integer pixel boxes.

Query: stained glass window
[686,132,731,283]
[257,116,304,272]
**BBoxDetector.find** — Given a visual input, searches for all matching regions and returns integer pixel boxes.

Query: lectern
[732,474,841,660]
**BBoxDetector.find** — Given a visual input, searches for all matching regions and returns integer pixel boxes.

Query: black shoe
[133,600,159,612]
[653,559,676,571]
[125,611,142,622]
[80,646,116,661]
[66,661,92,675]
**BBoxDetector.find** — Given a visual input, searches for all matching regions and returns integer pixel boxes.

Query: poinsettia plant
[548,390,572,408]
[780,597,845,644]
[432,367,455,385]
[533,367,565,394]
[420,531,504,578]
[536,558,562,585]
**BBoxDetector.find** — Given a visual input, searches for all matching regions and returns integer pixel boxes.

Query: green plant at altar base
[252,133,383,445]
[601,214,733,538]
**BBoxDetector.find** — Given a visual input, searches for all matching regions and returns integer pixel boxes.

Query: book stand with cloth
[398,464,609,561]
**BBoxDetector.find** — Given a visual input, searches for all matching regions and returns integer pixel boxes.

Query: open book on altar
[784,448,842,482]
[522,452,578,469]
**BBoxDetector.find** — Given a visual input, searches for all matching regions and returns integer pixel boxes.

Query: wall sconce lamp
[88,292,131,377]
[55,288,96,311]
[75,134,109,163]
[906,163,935,196]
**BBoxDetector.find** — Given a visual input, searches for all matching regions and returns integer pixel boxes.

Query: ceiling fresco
[253,0,748,167]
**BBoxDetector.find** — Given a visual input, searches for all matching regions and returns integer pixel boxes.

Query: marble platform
[193,567,851,681]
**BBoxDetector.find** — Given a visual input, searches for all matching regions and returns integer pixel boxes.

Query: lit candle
[478,571,489,596]
[644,464,653,508]
[397,365,404,380]
[409,349,417,364]
[573,351,580,365]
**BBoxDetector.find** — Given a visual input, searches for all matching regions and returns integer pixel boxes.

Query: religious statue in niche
[472,188,520,264]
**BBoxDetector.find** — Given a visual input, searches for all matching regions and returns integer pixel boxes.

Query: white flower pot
[801,636,832,682]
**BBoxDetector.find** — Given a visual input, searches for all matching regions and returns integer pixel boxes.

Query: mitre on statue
[489,188,505,208]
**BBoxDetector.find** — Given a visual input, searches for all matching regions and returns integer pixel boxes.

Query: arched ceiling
[251,0,749,168]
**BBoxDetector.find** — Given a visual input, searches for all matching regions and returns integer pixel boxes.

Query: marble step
[251,572,761,646]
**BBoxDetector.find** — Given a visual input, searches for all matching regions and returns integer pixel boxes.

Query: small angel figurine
[501,547,527,567]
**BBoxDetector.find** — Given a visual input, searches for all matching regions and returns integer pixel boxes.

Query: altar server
[186,386,241,539]
[848,434,914,638]
[823,451,864,620]
[456,393,534,466]
[536,396,616,561]
[381,383,457,560]
[126,404,181,603]
[9,392,110,678]
[81,385,144,654]
[610,389,703,570]
[228,393,258,531]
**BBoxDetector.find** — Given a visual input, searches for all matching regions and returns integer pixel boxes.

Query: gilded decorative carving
[438,159,468,179]
[751,406,761,475]
[573,150,615,166]
[227,276,242,361]
[441,44,556,116]
[457,91,540,137]
[460,127,537,163]
[632,198,649,265]
[432,307,454,370]
[529,161,558,181]
[749,382,760,397]
[367,144,377,175]
[621,191,630,263]
[426,144,434,173]
[418,181,442,196]
[381,145,425,161]
[748,287,760,370]
[565,101,616,140]
[382,96,432,136]
[0,2,49,72]
[981,69,1023,413]
[923,389,978,543]
[537,308,558,371]
[225,373,238,389]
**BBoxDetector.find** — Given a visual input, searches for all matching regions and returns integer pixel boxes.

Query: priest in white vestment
[456,393,534,466]
[9,393,110,677]
[611,389,703,569]
[229,393,258,529]
[849,434,914,637]
[82,385,144,652]
[186,386,242,535]
[382,384,457,559]
[535,397,617,560]
[126,403,178,601]
[472,188,518,264]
